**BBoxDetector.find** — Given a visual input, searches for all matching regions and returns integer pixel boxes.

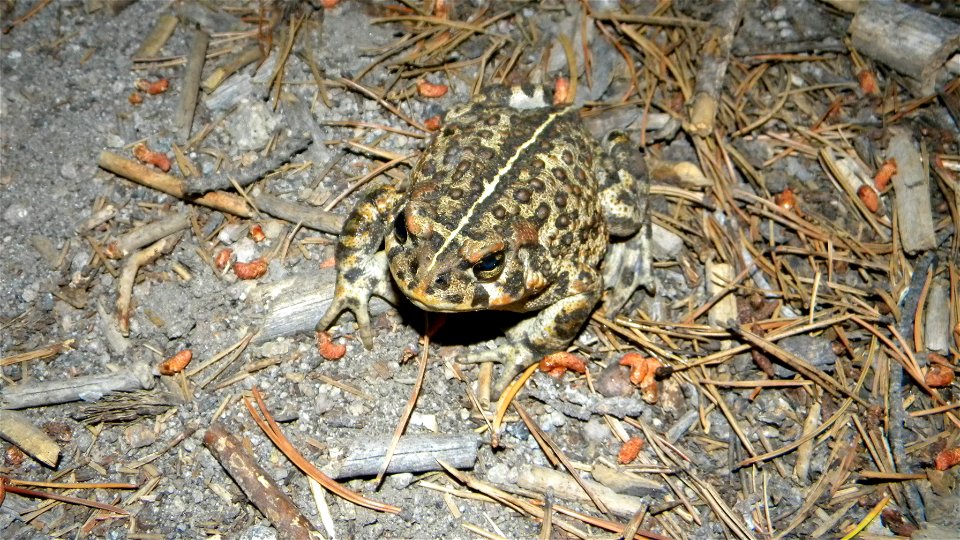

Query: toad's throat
[424,106,574,275]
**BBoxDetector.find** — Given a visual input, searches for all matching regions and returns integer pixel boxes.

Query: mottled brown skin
[318,86,651,391]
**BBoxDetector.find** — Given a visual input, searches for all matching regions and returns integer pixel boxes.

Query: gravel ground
[2,1,959,540]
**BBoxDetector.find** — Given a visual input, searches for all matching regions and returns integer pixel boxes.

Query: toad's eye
[393,213,408,244]
[472,251,505,282]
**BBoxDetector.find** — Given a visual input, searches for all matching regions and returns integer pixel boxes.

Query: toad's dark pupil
[474,251,504,274]
[472,250,504,281]
[394,213,407,243]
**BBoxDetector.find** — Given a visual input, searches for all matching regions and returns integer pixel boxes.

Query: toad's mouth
[395,277,525,314]
[389,270,465,313]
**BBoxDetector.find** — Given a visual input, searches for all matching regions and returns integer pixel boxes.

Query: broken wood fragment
[106,212,192,259]
[251,192,345,235]
[203,422,319,540]
[186,136,312,195]
[0,339,75,367]
[98,151,252,218]
[202,46,262,92]
[924,278,950,354]
[683,0,747,136]
[887,127,936,254]
[0,409,60,467]
[850,2,960,94]
[75,204,118,233]
[515,464,648,520]
[331,433,480,479]
[174,29,209,142]
[1,361,154,409]
[116,233,183,335]
[133,14,178,59]
[249,269,395,343]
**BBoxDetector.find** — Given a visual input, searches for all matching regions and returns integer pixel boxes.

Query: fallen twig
[186,136,312,195]
[203,422,320,540]
[683,0,747,136]
[98,151,252,218]
[2,481,129,515]
[0,410,60,467]
[105,212,192,259]
[116,233,183,335]
[0,362,154,409]
[174,29,210,141]
[0,339,75,367]
[332,433,480,479]
[132,13,178,59]
[243,388,401,514]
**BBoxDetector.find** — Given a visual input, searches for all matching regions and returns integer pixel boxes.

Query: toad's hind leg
[597,132,653,315]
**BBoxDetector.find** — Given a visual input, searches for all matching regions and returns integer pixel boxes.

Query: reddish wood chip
[136,78,170,95]
[874,158,897,191]
[159,349,193,375]
[133,143,171,172]
[774,187,797,212]
[538,352,587,378]
[617,437,644,464]
[857,69,880,96]
[234,258,268,280]
[423,115,442,131]
[934,447,960,471]
[857,185,879,213]
[416,80,448,98]
[925,364,955,388]
[5,445,26,466]
[214,248,233,270]
[553,77,571,105]
[619,353,663,403]
[316,331,346,360]
[250,224,266,242]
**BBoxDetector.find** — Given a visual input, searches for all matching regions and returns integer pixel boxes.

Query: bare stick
[175,29,209,142]
[925,278,950,353]
[0,409,60,467]
[850,1,960,94]
[186,136,312,195]
[75,204,118,233]
[887,127,936,254]
[0,339,75,367]
[133,14,178,59]
[515,464,650,520]
[98,151,252,218]
[116,234,182,335]
[793,402,821,482]
[203,422,319,540]
[106,212,192,259]
[683,0,747,136]
[0,361,154,409]
[202,45,262,92]
[331,433,480,479]
[251,192,345,234]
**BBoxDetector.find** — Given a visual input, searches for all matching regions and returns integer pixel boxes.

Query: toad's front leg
[317,185,407,347]
[461,261,602,393]
[598,131,653,314]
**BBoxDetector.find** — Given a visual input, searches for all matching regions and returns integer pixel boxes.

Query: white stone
[2,203,28,224]
[650,223,683,260]
[226,100,280,151]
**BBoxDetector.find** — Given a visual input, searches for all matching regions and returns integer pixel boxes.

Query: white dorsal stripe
[426,106,573,272]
